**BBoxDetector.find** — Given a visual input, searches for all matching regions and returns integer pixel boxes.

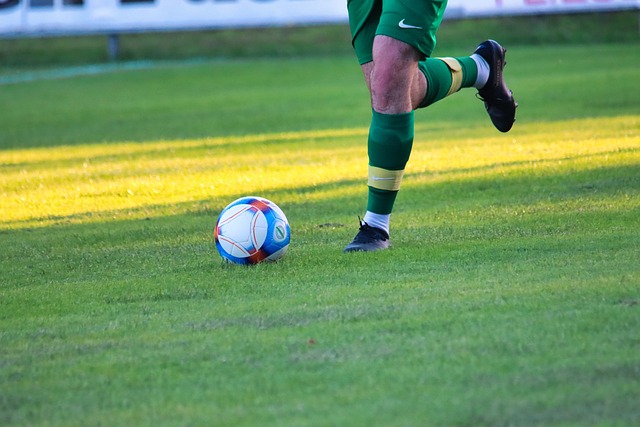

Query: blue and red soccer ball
[214,196,290,265]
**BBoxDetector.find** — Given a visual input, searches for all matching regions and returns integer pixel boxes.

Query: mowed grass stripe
[1,116,637,229]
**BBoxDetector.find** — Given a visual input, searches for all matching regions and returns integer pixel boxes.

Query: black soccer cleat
[343,220,390,253]
[475,39,518,133]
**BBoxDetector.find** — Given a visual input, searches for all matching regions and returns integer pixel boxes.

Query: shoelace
[476,91,514,104]
[353,220,387,242]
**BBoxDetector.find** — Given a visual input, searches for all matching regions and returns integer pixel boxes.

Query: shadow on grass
[2,160,638,293]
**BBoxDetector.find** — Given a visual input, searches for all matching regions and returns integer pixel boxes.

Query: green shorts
[347,0,448,64]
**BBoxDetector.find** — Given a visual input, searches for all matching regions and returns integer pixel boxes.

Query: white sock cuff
[363,212,390,235]
[471,53,490,89]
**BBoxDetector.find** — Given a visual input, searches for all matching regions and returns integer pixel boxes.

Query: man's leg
[344,36,419,252]
[344,41,516,252]
[416,41,516,133]
[360,46,427,114]
[344,1,515,252]
[345,0,450,251]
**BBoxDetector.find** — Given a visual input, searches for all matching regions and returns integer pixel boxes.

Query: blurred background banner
[0,0,638,37]
[446,0,639,18]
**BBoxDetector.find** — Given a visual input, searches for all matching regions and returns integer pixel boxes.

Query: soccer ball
[214,196,290,265]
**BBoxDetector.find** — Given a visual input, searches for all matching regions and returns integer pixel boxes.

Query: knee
[370,61,402,97]
[370,54,417,113]
[369,36,420,112]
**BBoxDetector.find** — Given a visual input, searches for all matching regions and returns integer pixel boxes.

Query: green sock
[418,56,478,108]
[366,110,414,215]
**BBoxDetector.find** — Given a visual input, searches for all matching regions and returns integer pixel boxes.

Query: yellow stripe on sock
[368,166,404,191]
[439,57,463,97]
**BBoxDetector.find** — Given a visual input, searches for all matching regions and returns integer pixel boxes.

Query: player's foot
[343,220,390,253]
[475,39,517,133]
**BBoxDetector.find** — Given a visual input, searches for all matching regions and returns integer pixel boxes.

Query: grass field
[1,21,640,427]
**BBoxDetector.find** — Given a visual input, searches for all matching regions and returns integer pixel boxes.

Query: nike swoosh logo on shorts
[398,19,423,30]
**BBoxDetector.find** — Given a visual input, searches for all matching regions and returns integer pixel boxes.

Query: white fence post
[107,33,120,62]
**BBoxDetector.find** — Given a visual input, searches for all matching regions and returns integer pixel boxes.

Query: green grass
[1,40,640,426]
[0,11,637,69]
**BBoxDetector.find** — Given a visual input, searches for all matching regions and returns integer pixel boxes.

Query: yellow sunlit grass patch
[1,116,638,230]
